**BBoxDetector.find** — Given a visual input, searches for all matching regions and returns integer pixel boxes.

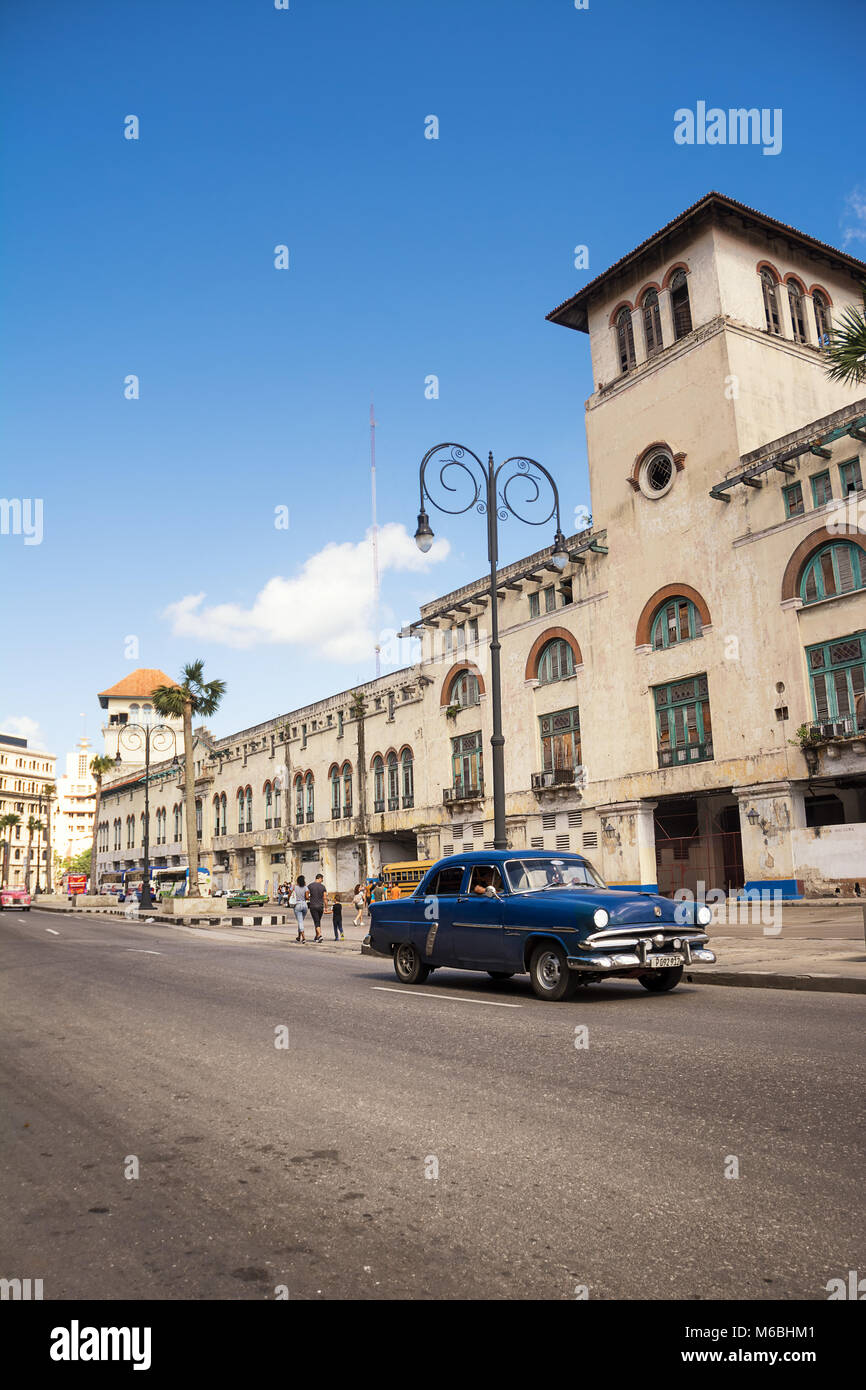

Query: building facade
[0,733,56,889]
[52,737,97,871]
[98,668,185,762]
[95,193,866,899]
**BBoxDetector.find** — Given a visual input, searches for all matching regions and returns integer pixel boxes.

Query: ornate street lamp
[414,443,568,849]
[115,718,179,911]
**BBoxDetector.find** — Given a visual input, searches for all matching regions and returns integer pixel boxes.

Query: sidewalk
[34,902,866,994]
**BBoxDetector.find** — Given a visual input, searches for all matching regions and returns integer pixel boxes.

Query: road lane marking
[45,928,60,936]
[372,986,521,1008]
[126,949,162,955]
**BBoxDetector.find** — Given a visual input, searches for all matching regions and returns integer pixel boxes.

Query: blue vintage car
[367,850,715,1000]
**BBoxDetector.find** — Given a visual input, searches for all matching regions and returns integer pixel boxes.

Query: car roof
[427,849,590,870]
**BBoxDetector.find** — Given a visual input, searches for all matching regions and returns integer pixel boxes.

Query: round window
[639,451,674,498]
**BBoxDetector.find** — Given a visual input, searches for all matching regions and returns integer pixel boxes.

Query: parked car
[367,851,716,1000]
[226,890,269,908]
[0,886,32,911]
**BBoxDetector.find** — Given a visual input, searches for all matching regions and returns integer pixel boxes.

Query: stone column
[253,844,269,897]
[658,288,675,346]
[732,781,798,896]
[630,307,646,366]
[595,800,658,890]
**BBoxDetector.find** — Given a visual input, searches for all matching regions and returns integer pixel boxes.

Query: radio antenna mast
[370,399,381,678]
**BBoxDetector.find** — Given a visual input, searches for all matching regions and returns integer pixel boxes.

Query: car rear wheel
[639,965,683,993]
[529,943,575,1001]
[393,942,430,985]
[487,971,514,980]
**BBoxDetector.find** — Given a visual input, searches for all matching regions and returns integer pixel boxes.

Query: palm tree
[40,786,56,892]
[1,813,21,886]
[90,754,117,895]
[824,288,866,385]
[152,661,226,896]
[24,815,42,893]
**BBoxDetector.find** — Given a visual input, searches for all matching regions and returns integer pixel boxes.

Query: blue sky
[1,0,864,759]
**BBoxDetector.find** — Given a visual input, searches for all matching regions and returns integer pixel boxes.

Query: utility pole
[370,400,381,679]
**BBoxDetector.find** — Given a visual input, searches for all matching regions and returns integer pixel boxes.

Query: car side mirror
[485,884,500,898]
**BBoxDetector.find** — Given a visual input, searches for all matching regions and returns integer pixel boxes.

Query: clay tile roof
[546,190,866,333]
[98,669,177,704]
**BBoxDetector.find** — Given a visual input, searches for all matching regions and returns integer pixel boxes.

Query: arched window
[761,269,781,335]
[387,753,399,810]
[129,704,140,722]
[195,799,202,839]
[813,290,831,347]
[272,781,281,827]
[787,281,806,343]
[141,703,153,724]
[173,804,182,841]
[800,542,865,604]
[642,289,663,356]
[651,597,701,649]
[342,762,352,814]
[220,792,227,835]
[245,786,253,831]
[373,755,385,813]
[537,638,575,685]
[330,765,341,818]
[237,789,245,832]
[213,795,221,836]
[669,270,692,339]
[294,775,304,825]
[615,306,635,373]
[449,669,480,708]
[304,773,314,823]
[264,780,273,828]
[401,748,414,809]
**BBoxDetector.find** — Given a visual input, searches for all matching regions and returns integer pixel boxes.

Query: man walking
[307,872,327,943]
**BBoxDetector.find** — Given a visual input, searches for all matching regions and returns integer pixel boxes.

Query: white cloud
[164,522,450,660]
[0,715,42,743]
[842,188,866,246]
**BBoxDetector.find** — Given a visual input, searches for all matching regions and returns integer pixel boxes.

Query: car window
[428,864,465,896]
[467,865,504,895]
[504,857,605,891]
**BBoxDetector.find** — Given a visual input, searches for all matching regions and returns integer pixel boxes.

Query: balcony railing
[373,798,385,813]
[387,797,399,811]
[444,781,484,804]
[531,767,575,790]
[804,717,865,740]
[657,741,713,768]
[402,795,414,809]
[305,810,314,823]
[331,807,341,820]
[343,804,352,819]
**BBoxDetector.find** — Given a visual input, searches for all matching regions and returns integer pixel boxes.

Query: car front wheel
[393,942,430,985]
[529,943,574,1001]
[639,965,684,993]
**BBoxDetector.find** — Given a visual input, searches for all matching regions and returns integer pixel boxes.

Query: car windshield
[504,856,606,893]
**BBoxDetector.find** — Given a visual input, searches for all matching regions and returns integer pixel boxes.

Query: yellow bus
[381,860,434,898]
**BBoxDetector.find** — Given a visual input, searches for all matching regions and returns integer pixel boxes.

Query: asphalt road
[1,907,863,1300]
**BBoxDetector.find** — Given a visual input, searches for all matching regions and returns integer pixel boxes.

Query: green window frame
[451,731,483,793]
[529,592,540,619]
[800,542,865,604]
[650,597,700,649]
[537,638,575,685]
[806,633,866,728]
[539,707,581,773]
[783,481,804,518]
[839,458,863,496]
[811,470,832,507]
[450,670,480,707]
[543,585,556,613]
[654,675,713,766]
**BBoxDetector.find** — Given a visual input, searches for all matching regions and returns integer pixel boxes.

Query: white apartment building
[0,732,57,889]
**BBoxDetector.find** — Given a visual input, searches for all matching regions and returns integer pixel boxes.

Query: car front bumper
[567,940,716,973]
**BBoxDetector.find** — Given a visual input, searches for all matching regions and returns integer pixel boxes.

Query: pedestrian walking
[307,873,327,942]
[352,883,365,928]
[371,880,385,903]
[290,874,309,942]
[332,898,344,940]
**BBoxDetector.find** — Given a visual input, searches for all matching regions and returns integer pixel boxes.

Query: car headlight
[593,908,609,928]
[696,905,712,926]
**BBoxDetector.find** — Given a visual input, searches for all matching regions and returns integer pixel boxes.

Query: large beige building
[0,732,56,889]
[95,193,866,900]
[52,737,97,871]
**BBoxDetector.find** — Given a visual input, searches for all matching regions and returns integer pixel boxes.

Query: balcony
[331,807,341,820]
[444,781,484,806]
[343,804,352,819]
[387,797,399,811]
[657,741,713,769]
[531,767,580,801]
[373,798,385,814]
[797,717,866,773]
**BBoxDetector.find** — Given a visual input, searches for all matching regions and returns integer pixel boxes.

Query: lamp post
[115,717,178,911]
[414,443,568,850]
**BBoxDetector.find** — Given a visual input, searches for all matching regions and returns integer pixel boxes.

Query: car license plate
[649,953,684,968]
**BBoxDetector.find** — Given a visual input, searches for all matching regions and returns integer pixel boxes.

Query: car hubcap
[397,945,414,976]
[538,951,561,990]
